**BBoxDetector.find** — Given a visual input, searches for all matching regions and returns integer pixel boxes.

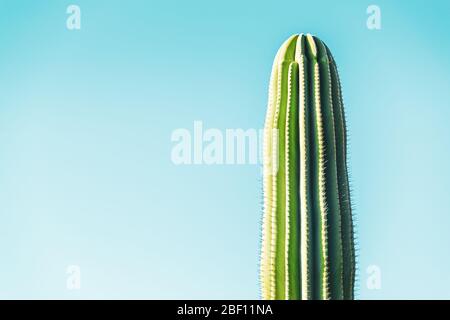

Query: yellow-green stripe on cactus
[260,34,355,300]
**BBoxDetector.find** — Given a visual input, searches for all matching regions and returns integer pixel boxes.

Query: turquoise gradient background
[0,0,449,299]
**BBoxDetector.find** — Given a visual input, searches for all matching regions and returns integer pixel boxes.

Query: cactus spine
[260,34,355,300]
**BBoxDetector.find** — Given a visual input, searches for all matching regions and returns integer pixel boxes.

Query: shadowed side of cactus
[260,34,355,300]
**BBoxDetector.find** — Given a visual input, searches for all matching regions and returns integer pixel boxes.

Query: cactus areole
[260,34,355,300]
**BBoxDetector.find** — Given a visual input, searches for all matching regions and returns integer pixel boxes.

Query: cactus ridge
[260,34,355,300]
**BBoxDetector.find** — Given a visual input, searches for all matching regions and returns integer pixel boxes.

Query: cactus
[260,34,355,300]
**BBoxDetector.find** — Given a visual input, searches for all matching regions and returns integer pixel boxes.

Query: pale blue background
[0,0,449,299]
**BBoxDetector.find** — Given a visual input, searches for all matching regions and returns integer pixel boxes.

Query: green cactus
[260,34,355,300]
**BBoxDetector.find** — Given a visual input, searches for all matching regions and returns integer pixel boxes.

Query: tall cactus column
[260,34,355,300]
